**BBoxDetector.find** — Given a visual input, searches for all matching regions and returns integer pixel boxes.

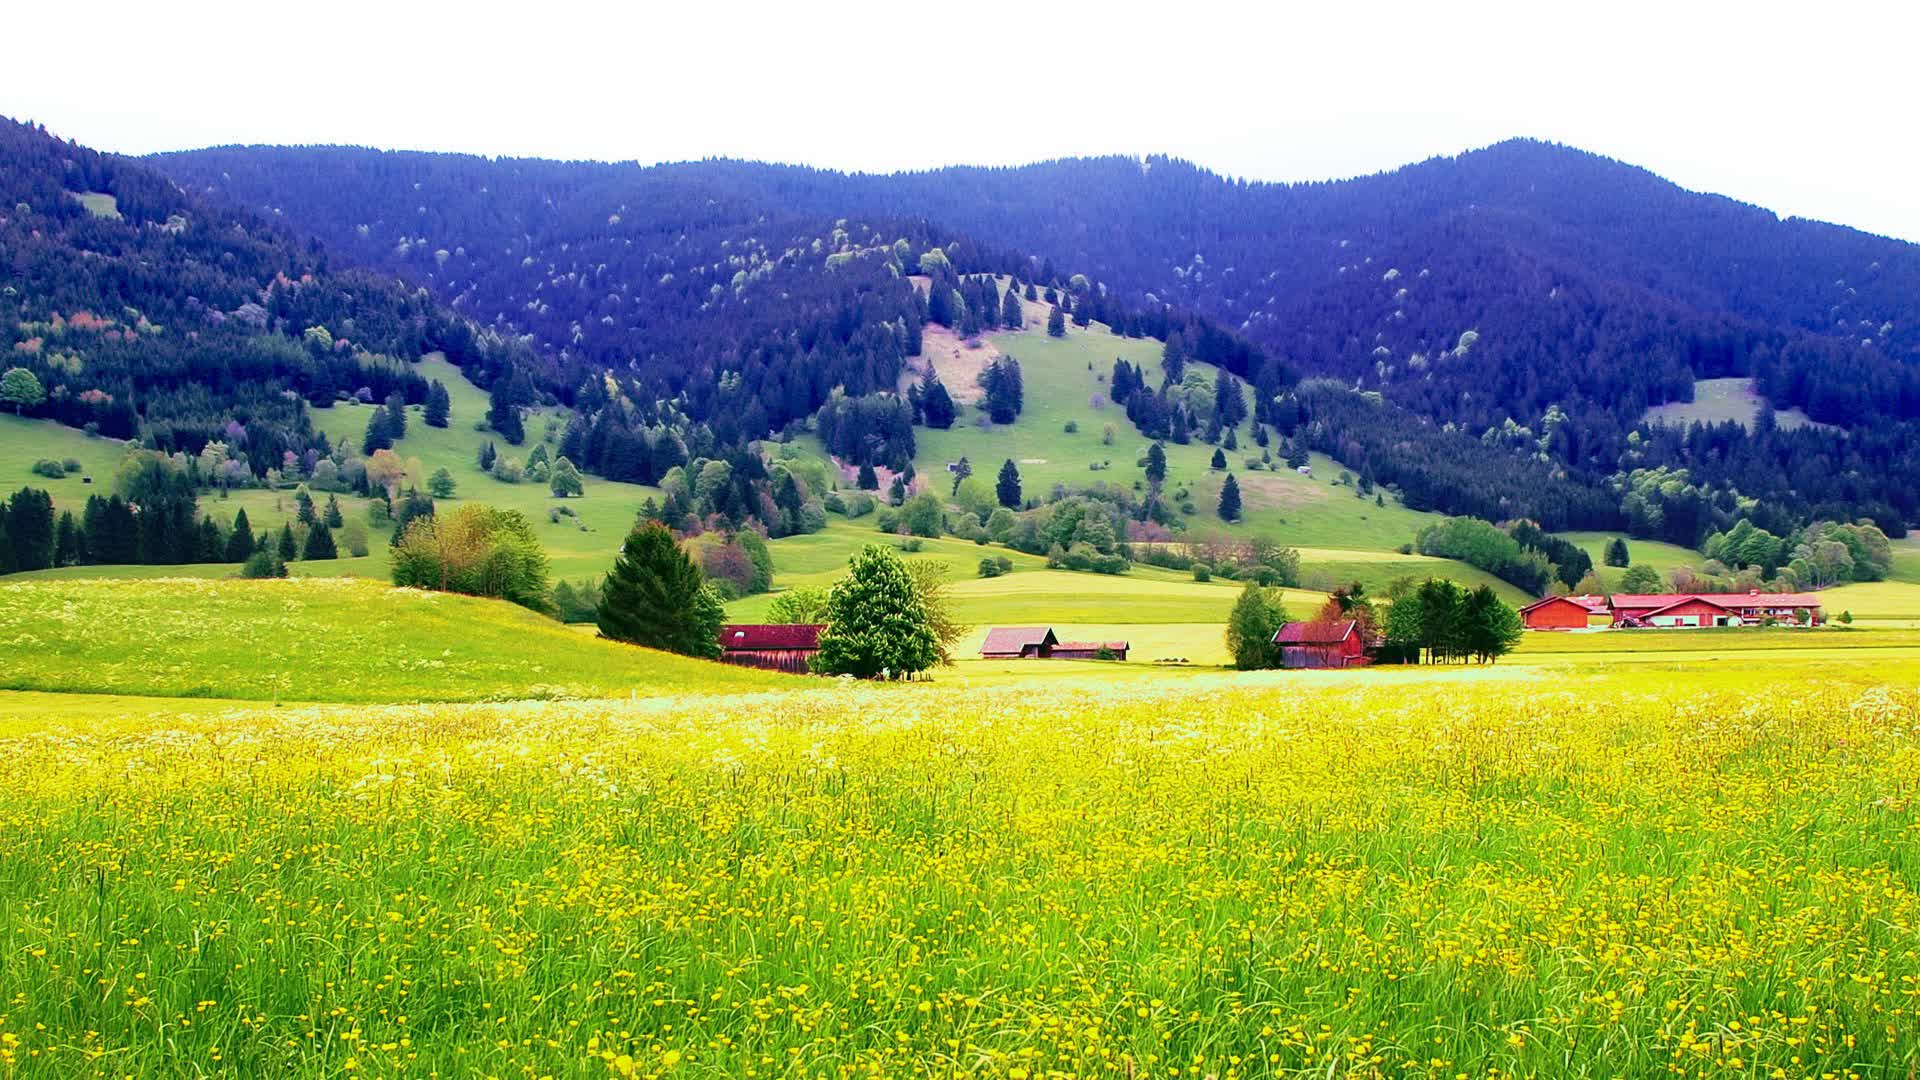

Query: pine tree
[1001,285,1023,328]
[857,462,879,490]
[276,524,297,560]
[323,494,344,528]
[950,456,972,496]
[1023,282,1037,301]
[1604,536,1631,567]
[1145,442,1167,486]
[996,459,1022,508]
[1162,332,1188,382]
[1218,474,1242,521]
[294,488,316,525]
[478,441,497,471]
[3,487,55,571]
[1211,447,1227,470]
[428,468,457,498]
[888,474,907,506]
[920,378,957,429]
[226,509,256,561]
[1286,441,1308,469]
[384,392,408,441]
[1046,305,1066,337]
[54,511,82,567]
[424,381,451,428]
[302,522,337,560]
[596,521,724,658]
[811,545,939,678]
[362,407,393,454]
[488,381,525,445]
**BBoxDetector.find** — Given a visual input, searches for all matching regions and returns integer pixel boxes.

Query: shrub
[978,557,1006,578]
[62,458,80,473]
[239,549,287,579]
[30,459,65,479]
[1063,420,1079,434]
[1192,564,1211,582]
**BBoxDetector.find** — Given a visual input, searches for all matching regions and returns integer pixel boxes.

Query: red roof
[1055,641,1130,652]
[1520,593,1609,614]
[980,626,1057,654]
[1273,620,1358,645]
[719,624,822,651]
[1610,592,1823,609]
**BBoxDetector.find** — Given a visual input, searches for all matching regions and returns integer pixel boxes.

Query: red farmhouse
[979,627,1129,660]
[1520,591,1824,630]
[717,623,822,673]
[1272,620,1370,668]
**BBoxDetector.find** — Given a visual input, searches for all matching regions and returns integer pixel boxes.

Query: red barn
[1051,640,1130,661]
[1519,594,1609,630]
[1272,620,1369,668]
[717,624,822,673]
[980,627,1059,659]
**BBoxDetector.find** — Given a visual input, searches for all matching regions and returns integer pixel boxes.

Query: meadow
[0,578,777,702]
[0,654,1916,1076]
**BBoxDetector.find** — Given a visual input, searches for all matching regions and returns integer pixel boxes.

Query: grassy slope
[0,414,135,514]
[0,577,778,703]
[1558,531,1701,588]
[1642,376,1822,432]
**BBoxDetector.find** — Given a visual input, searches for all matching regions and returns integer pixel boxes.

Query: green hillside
[0,577,779,703]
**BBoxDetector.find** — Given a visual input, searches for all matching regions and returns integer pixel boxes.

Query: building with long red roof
[1520,591,1824,630]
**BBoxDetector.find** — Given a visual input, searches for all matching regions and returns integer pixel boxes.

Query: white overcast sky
[5,0,1916,242]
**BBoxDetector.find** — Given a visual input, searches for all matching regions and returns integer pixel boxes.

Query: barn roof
[1611,592,1824,609]
[1273,620,1358,645]
[719,624,823,651]
[980,626,1058,653]
[1055,641,1130,651]
[1520,593,1610,614]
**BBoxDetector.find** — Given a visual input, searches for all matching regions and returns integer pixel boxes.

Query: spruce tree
[1604,536,1631,567]
[304,522,336,560]
[857,462,879,490]
[1211,447,1227,470]
[921,378,957,429]
[478,441,497,471]
[1145,442,1167,486]
[226,509,256,561]
[596,521,724,658]
[276,524,297,560]
[384,392,408,441]
[54,511,82,567]
[1001,286,1023,328]
[323,494,344,528]
[362,407,393,454]
[1218,474,1242,522]
[424,380,451,428]
[996,459,1022,508]
[1046,305,1066,337]
[3,487,55,571]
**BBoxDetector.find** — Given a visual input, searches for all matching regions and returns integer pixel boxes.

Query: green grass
[0,413,135,514]
[0,577,779,703]
[1558,530,1701,588]
[1642,376,1823,431]
[68,190,121,218]
[0,660,1916,1074]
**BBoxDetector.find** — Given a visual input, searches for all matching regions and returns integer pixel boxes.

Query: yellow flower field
[0,663,1916,1077]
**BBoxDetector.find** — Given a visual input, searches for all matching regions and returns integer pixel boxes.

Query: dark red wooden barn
[1272,620,1370,668]
[717,624,822,673]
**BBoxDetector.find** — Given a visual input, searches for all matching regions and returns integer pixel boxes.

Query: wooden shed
[718,624,822,673]
[1272,620,1369,668]
[980,627,1059,659]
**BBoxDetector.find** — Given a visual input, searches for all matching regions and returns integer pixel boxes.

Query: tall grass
[0,663,1914,1075]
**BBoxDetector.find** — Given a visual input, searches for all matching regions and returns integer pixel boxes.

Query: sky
[5,0,1917,242]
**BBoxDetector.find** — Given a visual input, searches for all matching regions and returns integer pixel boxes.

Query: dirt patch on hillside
[900,323,1000,404]
[1233,472,1333,511]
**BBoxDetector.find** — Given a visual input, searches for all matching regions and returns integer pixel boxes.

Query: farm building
[1517,594,1611,630]
[1050,640,1131,661]
[717,624,822,673]
[1272,620,1370,668]
[980,627,1059,659]
[1521,591,1824,630]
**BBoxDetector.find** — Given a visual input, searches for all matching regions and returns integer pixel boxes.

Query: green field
[0,577,778,703]
[1,613,1917,1074]
[1558,530,1702,588]
[1642,376,1823,431]
[0,413,134,513]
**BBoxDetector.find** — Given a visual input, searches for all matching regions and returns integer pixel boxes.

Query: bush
[1063,420,1079,434]
[978,557,1006,578]
[1192,564,1211,582]
[62,458,81,473]
[240,549,287,579]
[897,537,925,553]
[30,459,65,479]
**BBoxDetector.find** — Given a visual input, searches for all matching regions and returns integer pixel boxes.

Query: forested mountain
[151,140,1920,539]
[0,117,557,469]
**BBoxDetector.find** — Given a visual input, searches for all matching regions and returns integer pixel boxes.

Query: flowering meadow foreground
[0,662,1917,1078]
